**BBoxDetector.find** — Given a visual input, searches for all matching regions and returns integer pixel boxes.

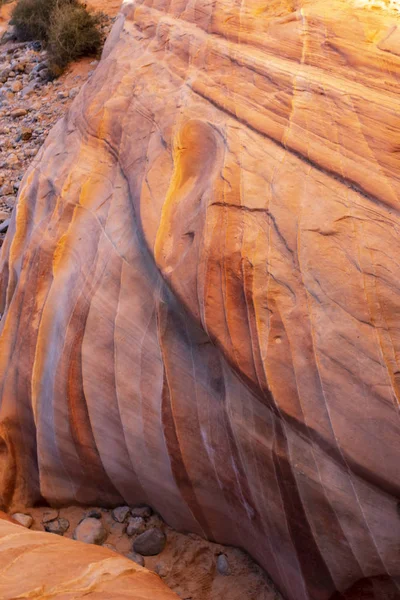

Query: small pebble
[11,513,33,528]
[131,505,152,519]
[112,505,130,523]
[216,553,231,576]
[10,108,27,118]
[126,516,146,536]
[42,508,59,523]
[73,517,107,545]
[44,517,69,535]
[133,528,166,556]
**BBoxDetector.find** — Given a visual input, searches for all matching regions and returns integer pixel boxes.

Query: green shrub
[47,3,102,75]
[10,0,102,75]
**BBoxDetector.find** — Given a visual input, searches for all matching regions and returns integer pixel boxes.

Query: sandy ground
[22,505,283,600]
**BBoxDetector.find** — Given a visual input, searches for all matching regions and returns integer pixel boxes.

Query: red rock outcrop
[1,0,400,598]
[0,517,179,599]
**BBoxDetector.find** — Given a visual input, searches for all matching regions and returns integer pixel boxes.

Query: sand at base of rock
[24,505,282,600]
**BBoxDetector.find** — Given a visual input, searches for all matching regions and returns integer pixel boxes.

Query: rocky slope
[0,6,113,245]
[0,0,400,599]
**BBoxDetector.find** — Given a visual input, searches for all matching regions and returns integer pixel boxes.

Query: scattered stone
[20,127,33,141]
[125,551,145,566]
[69,87,79,99]
[131,505,152,519]
[0,184,13,196]
[216,553,231,576]
[10,108,28,118]
[5,153,19,166]
[44,517,69,535]
[112,506,130,523]
[11,81,22,93]
[42,508,59,523]
[0,16,114,227]
[73,517,107,545]
[11,512,33,528]
[133,528,166,556]
[126,516,146,536]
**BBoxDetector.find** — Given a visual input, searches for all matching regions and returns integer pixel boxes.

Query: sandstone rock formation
[0,0,400,598]
[0,517,179,599]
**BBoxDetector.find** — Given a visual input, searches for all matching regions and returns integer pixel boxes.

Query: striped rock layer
[1,0,400,598]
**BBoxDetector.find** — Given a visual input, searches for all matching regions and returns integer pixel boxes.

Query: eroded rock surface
[0,0,400,599]
[0,517,179,599]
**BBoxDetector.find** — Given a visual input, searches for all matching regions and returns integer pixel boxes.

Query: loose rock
[20,127,32,141]
[216,553,231,576]
[112,505,130,523]
[133,528,166,556]
[73,517,107,545]
[131,505,152,519]
[44,517,69,535]
[42,508,59,523]
[11,513,33,528]
[126,516,146,536]
[10,108,27,118]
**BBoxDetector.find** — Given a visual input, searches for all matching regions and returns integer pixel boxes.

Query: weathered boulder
[0,0,400,599]
[0,517,178,599]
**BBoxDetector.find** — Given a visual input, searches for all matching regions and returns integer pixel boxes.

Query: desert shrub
[47,2,102,75]
[11,0,102,75]
[10,0,71,42]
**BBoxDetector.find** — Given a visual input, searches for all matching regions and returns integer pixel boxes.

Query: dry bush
[11,0,102,75]
[47,2,102,75]
[11,0,71,42]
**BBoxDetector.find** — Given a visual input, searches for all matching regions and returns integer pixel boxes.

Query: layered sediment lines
[0,0,400,599]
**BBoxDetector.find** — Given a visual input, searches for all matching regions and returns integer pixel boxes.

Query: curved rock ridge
[0,517,179,599]
[1,0,400,598]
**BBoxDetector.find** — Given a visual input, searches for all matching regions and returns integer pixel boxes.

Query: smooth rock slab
[133,529,166,556]
[0,518,178,599]
[1,1,400,599]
